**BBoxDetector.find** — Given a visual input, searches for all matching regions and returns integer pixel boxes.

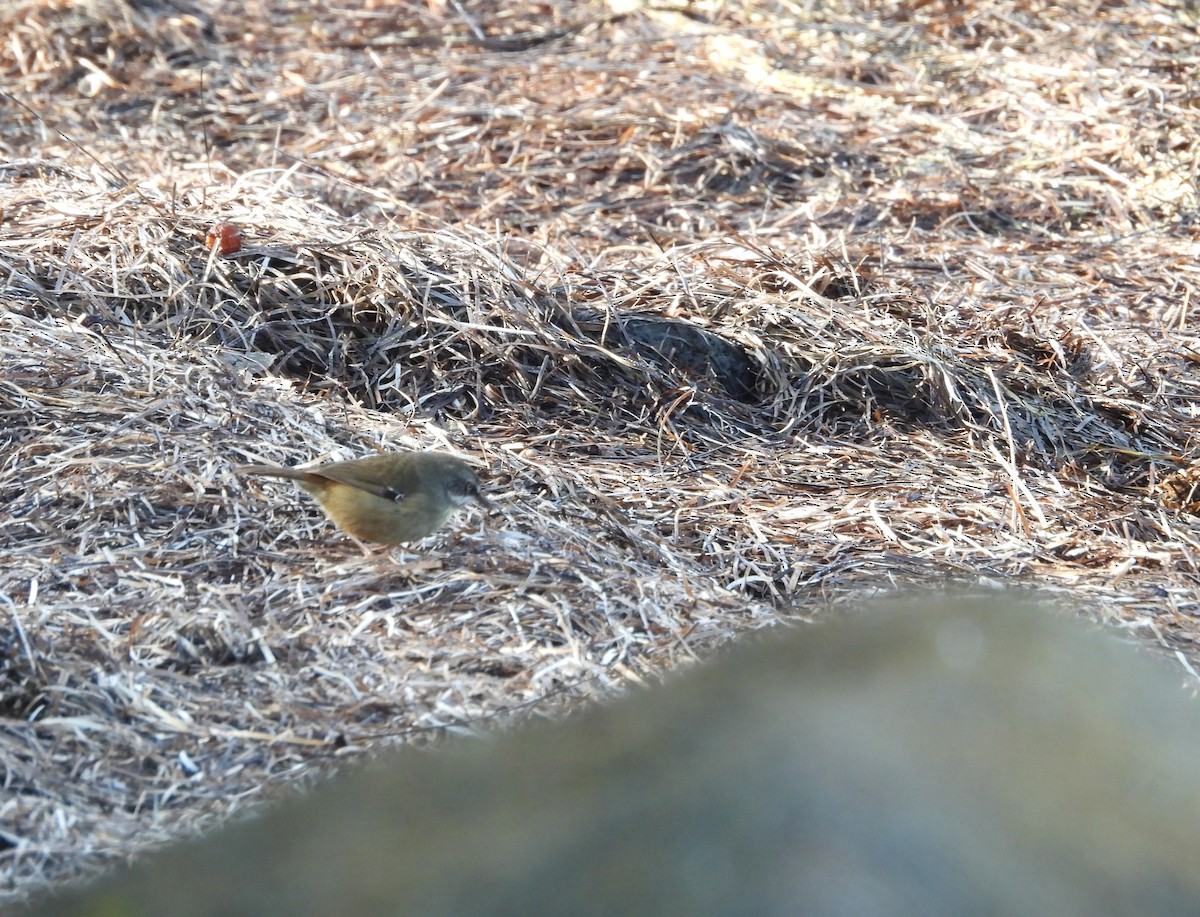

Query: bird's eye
[447,478,481,505]
[384,487,406,503]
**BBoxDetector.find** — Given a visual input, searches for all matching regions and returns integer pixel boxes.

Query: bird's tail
[236,464,313,481]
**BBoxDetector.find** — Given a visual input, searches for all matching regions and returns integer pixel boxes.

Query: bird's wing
[316,465,407,502]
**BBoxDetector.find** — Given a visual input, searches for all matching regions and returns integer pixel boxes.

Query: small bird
[237,451,490,545]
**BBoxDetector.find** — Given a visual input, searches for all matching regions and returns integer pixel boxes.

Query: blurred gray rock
[25,598,1200,916]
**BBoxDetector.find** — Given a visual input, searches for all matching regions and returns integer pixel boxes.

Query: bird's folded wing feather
[317,466,407,502]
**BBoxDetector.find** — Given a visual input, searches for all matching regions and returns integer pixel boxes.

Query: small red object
[205,221,243,255]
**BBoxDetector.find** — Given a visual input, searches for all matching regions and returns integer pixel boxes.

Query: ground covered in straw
[2,0,1200,904]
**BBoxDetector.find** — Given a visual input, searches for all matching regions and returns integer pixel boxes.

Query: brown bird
[237,451,490,545]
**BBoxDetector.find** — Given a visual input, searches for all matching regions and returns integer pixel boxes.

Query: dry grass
[2,0,1200,904]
